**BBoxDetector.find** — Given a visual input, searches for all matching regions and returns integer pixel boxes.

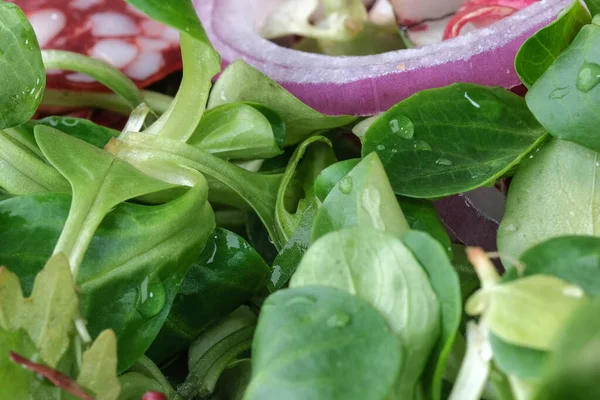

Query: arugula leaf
[526,21,600,151]
[498,139,600,260]
[312,152,410,241]
[291,228,440,399]
[362,83,547,198]
[402,231,461,400]
[244,286,402,400]
[515,0,591,88]
[188,103,283,160]
[208,60,357,146]
[0,2,45,130]
[148,229,269,364]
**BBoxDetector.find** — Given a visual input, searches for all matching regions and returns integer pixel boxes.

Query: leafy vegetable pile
[0,0,599,399]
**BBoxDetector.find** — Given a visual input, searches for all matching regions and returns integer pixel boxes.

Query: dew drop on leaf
[576,62,600,93]
[413,140,432,151]
[338,176,353,194]
[388,115,414,139]
[376,144,385,151]
[435,158,453,166]
[136,276,166,318]
[285,294,317,306]
[327,311,351,328]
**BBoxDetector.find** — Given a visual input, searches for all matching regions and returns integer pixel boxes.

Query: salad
[0,0,599,399]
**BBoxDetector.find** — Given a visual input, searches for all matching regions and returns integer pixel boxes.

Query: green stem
[144,33,220,142]
[42,50,144,109]
[41,89,173,116]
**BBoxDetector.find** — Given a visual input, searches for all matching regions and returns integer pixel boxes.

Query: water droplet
[504,224,518,232]
[549,87,569,100]
[136,276,166,318]
[327,311,351,328]
[61,118,79,127]
[435,158,453,166]
[464,92,481,108]
[576,62,600,93]
[413,140,432,151]
[286,295,317,306]
[388,115,414,139]
[339,176,353,194]
[376,144,385,151]
[47,116,60,127]
[391,148,398,153]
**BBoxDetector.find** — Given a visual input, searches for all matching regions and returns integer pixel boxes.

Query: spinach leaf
[244,286,402,400]
[585,0,600,17]
[402,231,461,400]
[188,103,283,160]
[399,197,452,257]
[291,228,440,399]
[526,22,600,151]
[314,158,361,202]
[533,298,600,400]
[312,152,410,241]
[489,333,549,380]
[0,2,45,130]
[498,139,600,260]
[362,84,547,198]
[515,0,591,88]
[276,136,335,244]
[0,181,214,372]
[208,60,357,146]
[148,229,269,364]
[516,236,600,294]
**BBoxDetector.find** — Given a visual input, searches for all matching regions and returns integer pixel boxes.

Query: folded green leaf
[515,0,591,88]
[291,228,440,399]
[208,61,357,146]
[0,2,45,130]
[362,84,547,198]
[526,22,600,151]
[498,139,600,260]
[245,286,402,400]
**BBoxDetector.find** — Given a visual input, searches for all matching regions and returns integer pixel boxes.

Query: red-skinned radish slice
[443,0,538,39]
[11,0,182,90]
[195,0,569,116]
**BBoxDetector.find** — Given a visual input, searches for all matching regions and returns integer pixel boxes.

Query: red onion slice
[195,0,570,116]
[435,186,506,251]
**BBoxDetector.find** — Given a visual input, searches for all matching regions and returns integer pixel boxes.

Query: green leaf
[498,139,600,260]
[34,125,176,272]
[526,23,600,151]
[148,229,269,364]
[208,60,357,146]
[187,103,283,160]
[362,84,547,198]
[124,0,213,45]
[533,297,600,400]
[212,359,252,400]
[515,0,591,88]
[276,136,335,244]
[123,356,178,400]
[314,158,361,202]
[76,330,120,400]
[37,117,119,149]
[585,0,600,17]
[244,286,402,400]
[312,152,410,241]
[399,197,452,257]
[401,231,461,400]
[466,274,589,350]
[290,228,440,399]
[0,184,215,372]
[0,254,77,368]
[0,131,70,196]
[0,2,45,129]
[489,333,549,380]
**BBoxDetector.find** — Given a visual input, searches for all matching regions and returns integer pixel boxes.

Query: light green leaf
[0,2,45,129]
[77,330,120,400]
[291,228,440,399]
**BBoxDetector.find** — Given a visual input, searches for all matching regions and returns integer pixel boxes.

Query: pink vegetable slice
[195,0,569,116]
[12,0,182,90]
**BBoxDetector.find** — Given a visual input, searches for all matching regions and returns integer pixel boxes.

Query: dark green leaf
[362,84,547,198]
[245,286,402,400]
[498,139,600,260]
[526,23,600,151]
[585,0,600,17]
[515,0,591,88]
[212,359,252,400]
[314,158,360,202]
[208,61,357,146]
[37,117,119,149]
[0,2,45,129]
[401,231,461,400]
[312,152,410,241]
[147,229,269,364]
[187,103,283,160]
[399,197,452,257]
